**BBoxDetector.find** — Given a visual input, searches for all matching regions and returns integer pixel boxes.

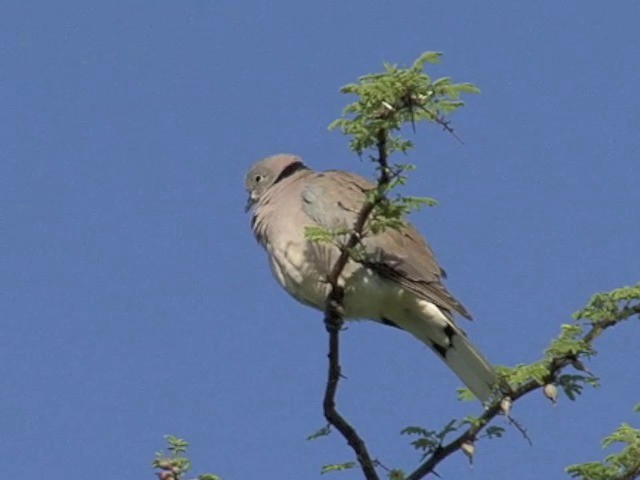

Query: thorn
[500,396,513,417]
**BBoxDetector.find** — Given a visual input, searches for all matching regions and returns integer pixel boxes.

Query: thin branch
[322,130,390,480]
[406,307,640,480]
[505,415,533,445]
[423,109,464,144]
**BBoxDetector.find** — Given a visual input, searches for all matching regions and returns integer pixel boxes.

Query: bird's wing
[301,170,471,320]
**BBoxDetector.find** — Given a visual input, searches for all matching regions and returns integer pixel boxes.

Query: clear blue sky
[3,1,639,479]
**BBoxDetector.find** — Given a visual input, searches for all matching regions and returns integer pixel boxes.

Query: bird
[245,153,496,402]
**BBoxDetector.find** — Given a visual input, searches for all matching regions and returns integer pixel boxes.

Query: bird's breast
[266,237,402,321]
[266,238,331,309]
[254,204,403,321]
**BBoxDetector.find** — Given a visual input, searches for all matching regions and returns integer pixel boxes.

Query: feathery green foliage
[401,420,459,459]
[329,51,479,156]
[307,424,333,441]
[566,404,640,480]
[153,435,221,480]
[495,284,640,403]
[321,462,357,474]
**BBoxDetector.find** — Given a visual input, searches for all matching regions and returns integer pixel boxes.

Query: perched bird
[245,153,496,402]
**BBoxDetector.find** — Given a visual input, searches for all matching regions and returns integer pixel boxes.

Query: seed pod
[461,440,475,464]
[543,383,558,405]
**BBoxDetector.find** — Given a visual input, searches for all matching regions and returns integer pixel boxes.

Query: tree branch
[406,305,640,480]
[322,131,390,480]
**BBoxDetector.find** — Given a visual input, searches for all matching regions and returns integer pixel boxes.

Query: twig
[322,130,390,480]
[505,415,533,445]
[419,106,464,144]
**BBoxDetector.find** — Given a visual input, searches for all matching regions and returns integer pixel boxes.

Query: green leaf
[496,362,550,389]
[304,225,349,243]
[401,420,459,459]
[166,435,189,453]
[321,462,357,474]
[412,51,443,71]
[454,82,481,94]
[457,387,475,402]
[566,403,640,479]
[388,469,406,480]
[460,415,483,428]
[307,424,332,441]
[402,196,438,209]
[573,283,640,323]
[484,425,506,439]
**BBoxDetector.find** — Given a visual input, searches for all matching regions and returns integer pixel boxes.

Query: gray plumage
[245,153,496,402]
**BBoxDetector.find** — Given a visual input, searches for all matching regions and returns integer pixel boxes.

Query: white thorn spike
[500,396,513,417]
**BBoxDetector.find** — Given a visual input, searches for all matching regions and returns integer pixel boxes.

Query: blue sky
[2,1,639,479]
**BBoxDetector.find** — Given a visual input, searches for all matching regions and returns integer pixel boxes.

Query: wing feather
[301,170,472,320]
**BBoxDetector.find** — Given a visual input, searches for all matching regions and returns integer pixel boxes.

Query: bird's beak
[244,193,256,213]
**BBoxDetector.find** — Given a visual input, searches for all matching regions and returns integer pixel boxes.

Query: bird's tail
[435,328,496,403]
[391,303,496,403]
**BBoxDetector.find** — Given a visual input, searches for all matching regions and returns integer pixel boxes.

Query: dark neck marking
[273,161,307,186]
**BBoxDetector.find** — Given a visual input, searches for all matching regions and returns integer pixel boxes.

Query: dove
[245,154,495,402]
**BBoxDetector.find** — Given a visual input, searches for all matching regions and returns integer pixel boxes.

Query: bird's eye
[254,174,264,183]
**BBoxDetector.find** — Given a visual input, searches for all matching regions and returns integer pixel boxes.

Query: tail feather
[443,332,496,403]
[388,299,496,403]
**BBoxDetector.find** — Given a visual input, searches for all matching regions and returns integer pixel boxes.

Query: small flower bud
[157,472,174,480]
[543,383,558,405]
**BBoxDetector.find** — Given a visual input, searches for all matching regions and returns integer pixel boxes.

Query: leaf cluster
[567,404,640,480]
[574,284,640,325]
[329,51,479,156]
[321,462,358,475]
[401,417,503,460]
[366,164,437,236]
[494,284,639,404]
[153,435,221,480]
